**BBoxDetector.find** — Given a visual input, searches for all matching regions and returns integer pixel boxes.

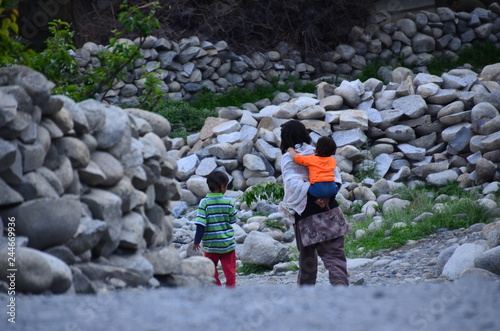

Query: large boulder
[0,197,81,250]
[239,231,289,268]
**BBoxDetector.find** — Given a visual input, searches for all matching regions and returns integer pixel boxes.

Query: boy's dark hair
[206,171,229,192]
[315,136,336,157]
[280,120,311,153]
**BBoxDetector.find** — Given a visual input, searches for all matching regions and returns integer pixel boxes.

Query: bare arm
[287,147,297,160]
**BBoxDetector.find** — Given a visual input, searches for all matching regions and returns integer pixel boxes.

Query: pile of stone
[71,5,500,104]
[0,66,217,295]
[171,63,500,203]
[168,62,500,277]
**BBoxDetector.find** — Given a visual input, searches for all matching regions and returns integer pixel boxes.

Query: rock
[39,252,73,294]
[392,95,427,118]
[91,151,124,187]
[0,197,81,250]
[442,243,487,280]
[437,245,458,274]
[125,108,171,138]
[119,212,145,250]
[144,246,182,275]
[480,63,500,82]
[475,246,500,275]
[107,253,154,284]
[0,246,53,293]
[81,189,123,256]
[239,231,289,268]
[482,221,500,248]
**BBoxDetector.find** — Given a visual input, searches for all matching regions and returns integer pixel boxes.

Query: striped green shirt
[194,193,237,253]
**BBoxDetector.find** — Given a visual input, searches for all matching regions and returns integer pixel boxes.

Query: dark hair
[315,136,336,157]
[280,120,311,153]
[206,171,229,192]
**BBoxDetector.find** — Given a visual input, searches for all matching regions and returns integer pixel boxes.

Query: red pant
[204,250,236,287]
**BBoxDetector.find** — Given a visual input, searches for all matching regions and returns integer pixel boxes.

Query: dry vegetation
[71,0,375,56]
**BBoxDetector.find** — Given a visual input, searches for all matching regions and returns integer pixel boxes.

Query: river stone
[0,197,81,249]
[384,125,415,142]
[186,176,210,198]
[91,151,124,187]
[65,217,107,255]
[39,251,73,294]
[239,231,289,268]
[125,108,171,138]
[81,189,123,250]
[442,243,487,280]
[0,177,23,207]
[144,246,182,275]
[93,105,130,149]
[426,170,459,186]
[55,137,90,169]
[392,95,427,119]
[0,246,52,293]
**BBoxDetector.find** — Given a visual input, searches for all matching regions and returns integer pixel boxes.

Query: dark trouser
[294,222,349,286]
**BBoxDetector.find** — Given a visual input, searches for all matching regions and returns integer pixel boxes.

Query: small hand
[193,243,201,251]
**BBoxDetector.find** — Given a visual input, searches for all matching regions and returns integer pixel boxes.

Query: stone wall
[0,66,214,294]
[71,5,500,104]
[168,62,500,208]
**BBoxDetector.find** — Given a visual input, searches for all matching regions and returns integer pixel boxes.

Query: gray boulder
[0,197,81,250]
[239,231,289,268]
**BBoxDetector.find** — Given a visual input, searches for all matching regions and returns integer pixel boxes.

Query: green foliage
[190,77,315,111]
[0,1,35,66]
[355,58,390,82]
[354,159,381,182]
[137,70,167,110]
[428,42,500,75]
[263,219,286,232]
[344,185,494,258]
[28,20,81,96]
[237,263,270,275]
[3,1,162,104]
[153,99,217,139]
[240,182,285,207]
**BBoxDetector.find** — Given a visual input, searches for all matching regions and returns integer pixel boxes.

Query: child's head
[315,136,336,157]
[206,171,229,193]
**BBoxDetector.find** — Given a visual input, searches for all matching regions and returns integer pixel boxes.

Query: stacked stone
[0,66,214,295]
[72,5,500,103]
[169,63,500,208]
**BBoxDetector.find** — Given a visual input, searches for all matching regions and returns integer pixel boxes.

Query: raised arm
[287,147,297,160]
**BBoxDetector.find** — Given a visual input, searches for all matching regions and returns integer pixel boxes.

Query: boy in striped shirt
[193,171,237,287]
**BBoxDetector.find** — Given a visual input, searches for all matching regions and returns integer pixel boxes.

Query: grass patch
[355,58,391,82]
[264,219,286,232]
[153,77,315,139]
[428,42,500,75]
[345,183,494,258]
[355,42,500,81]
[237,263,270,275]
[153,99,217,140]
[191,78,315,111]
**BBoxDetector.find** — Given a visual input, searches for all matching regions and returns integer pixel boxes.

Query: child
[287,136,338,210]
[193,171,237,287]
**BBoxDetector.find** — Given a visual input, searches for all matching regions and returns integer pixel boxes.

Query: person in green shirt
[193,171,237,287]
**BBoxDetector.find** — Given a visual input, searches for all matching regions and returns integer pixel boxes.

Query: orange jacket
[294,154,336,184]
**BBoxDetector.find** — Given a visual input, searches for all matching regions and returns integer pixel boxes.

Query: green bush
[239,182,285,207]
[153,99,217,140]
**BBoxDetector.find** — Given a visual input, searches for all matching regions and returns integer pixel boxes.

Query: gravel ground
[1,277,498,331]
